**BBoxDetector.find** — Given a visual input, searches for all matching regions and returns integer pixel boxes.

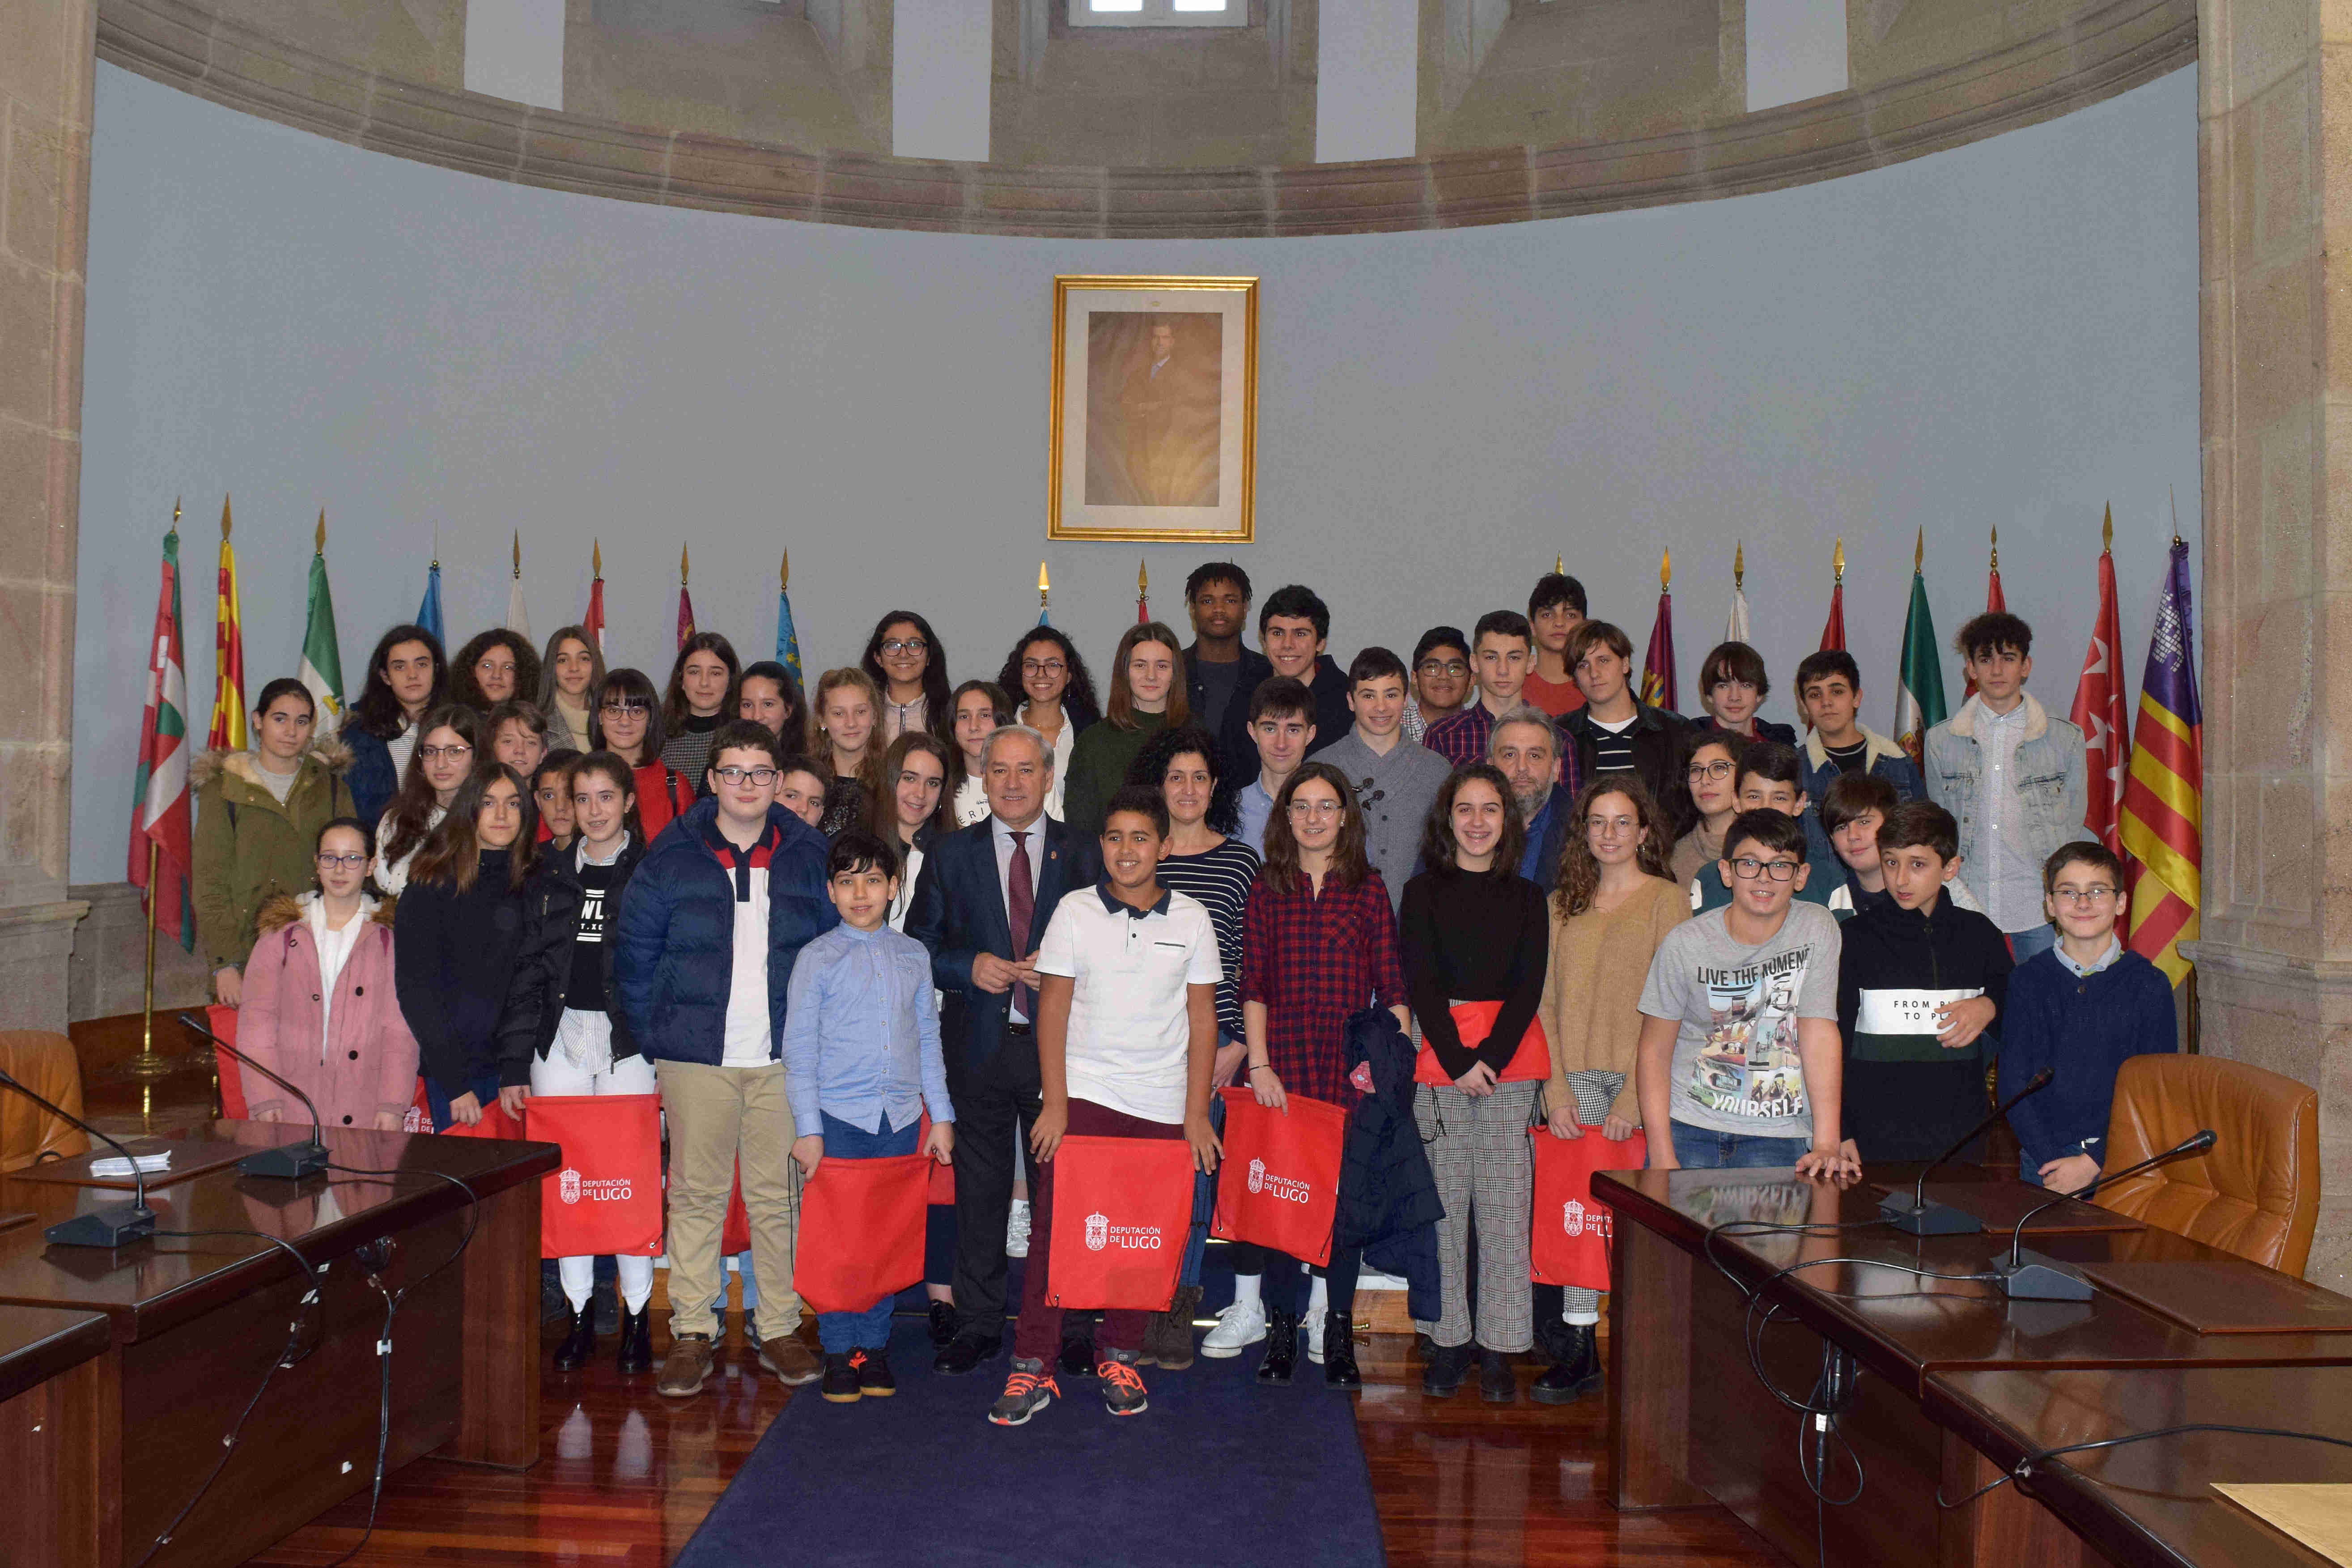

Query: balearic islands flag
[2119,537,2203,985]
[1891,530,1946,765]
[131,524,196,952]
[2068,507,2129,851]
[300,510,345,732]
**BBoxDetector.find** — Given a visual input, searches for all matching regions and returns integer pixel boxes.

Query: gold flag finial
[1989,524,1998,574]
[1733,541,1745,590]
[1554,553,1564,575]
[680,544,690,585]
[1138,558,1148,596]
[512,529,522,578]
[1039,560,1050,594]
[1914,526,1924,574]
[219,494,233,540]
[314,508,326,554]
[2102,503,2113,552]
[1660,548,1671,592]
[780,549,790,591]
[168,497,181,541]
[592,539,602,578]
[2168,484,2181,546]
[1832,537,1845,583]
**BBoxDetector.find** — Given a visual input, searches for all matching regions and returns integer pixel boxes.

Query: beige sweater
[1537,875,1689,1123]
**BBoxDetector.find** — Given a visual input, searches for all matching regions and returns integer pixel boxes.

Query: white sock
[1233,1273,1262,1312]
[1565,1309,1600,1326]
[1306,1275,1329,1318]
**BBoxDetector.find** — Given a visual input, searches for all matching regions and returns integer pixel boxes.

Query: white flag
[1725,586,1749,644]
[507,575,532,644]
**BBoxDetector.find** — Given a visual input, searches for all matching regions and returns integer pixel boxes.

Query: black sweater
[498,837,648,1079]
[395,847,531,1092]
[1833,894,2013,1161]
[1399,866,1549,1081]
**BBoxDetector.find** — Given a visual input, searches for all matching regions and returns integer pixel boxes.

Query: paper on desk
[90,1152,172,1178]
[2213,1483,2352,1565]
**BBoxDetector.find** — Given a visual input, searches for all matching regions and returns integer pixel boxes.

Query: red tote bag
[1043,1136,1196,1312]
[721,1163,750,1255]
[920,1111,954,1204]
[1528,1126,1647,1289]
[526,1095,664,1259]
[1211,1087,1347,1267]
[1414,1000,1553,1086]
[437,1096,527,1139]
[793,1153,933,1316]
[208,1004,248,1118]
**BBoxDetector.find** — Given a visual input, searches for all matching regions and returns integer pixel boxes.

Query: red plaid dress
[1239,871,1408,1108]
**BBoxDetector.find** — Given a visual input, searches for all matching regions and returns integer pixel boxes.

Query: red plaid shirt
[1422,702,1581,792]
[1239,870,1407,1107]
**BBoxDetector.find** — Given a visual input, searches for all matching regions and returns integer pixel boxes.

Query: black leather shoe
[1255,1309,1299,1385]
[1322,1315,1361,1390]
[1479,1346,1517,1403]
[1059,1333,1097,1380]
[552,1305,597,1372]
[1421,1340,1473,1398]
[1530,1324,1602,1406]
[933,1334,1002,1376]
[927,1300,958,1349]
[616,1305,653,1374]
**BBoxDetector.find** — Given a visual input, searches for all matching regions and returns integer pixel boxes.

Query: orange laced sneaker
[1097,1352,1149,1417]
[987,1357,1059,1427]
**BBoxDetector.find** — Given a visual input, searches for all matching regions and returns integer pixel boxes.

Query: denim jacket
[1921,692,2088,882]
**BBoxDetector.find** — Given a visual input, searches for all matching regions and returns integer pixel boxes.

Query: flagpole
[127,506,179,1084]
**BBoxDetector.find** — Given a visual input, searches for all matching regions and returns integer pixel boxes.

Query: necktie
[1006,829,1036,1020]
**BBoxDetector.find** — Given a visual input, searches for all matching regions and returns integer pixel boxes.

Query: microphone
[1877,1067,2054,1236]
[1996,1129,2217,1301]
[174,1012,331,1179]
[0,1067,157,1247]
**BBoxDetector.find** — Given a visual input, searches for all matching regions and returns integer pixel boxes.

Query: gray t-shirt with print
[1637,901,1842,1141]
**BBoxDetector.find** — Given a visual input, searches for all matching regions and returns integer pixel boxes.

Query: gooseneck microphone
[1995,1128,2217,1300]
[0,1067,157,1247]
[1877,1067,2054,1236]
[176,1012,331,1179]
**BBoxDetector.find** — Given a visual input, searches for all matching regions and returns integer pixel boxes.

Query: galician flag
[776,550,803,684]
[417,559,444,647]
[205,496,247,752]
[2068,507,2129,851]
[300,510,345,733]
[2119,537,2203,985]
[1640,549,1677,710]
[1891,529,1945,765]
[507,531,532,643]
[130,523,196,952]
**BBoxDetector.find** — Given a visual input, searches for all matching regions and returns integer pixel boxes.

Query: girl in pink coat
[238,818,420,1131]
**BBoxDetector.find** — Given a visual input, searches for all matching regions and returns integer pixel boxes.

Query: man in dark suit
[905,724,1102,1376]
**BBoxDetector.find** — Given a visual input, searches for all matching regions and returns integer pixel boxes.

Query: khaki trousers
[658,1061,801,1340]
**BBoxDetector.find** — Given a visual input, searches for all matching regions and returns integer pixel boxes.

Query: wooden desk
[0,1121,556,1568]
[0,1304,113,1568]
[1602,1166,2352,1568]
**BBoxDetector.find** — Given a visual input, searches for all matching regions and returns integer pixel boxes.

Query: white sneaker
[1006,1199,1032,1259]
[1301,1308,1326,1364]
[1198,1300,1267,1358]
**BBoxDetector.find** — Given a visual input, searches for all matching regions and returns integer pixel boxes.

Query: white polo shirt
[1032,884,1222,1126]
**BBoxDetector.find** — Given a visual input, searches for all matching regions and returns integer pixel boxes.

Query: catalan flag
[2119,537,2202,985]
[131,522,195,952]
[1640,549,1677,710]
[205,496,246,751]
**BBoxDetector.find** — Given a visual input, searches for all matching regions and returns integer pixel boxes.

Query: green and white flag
[300,510,345,733]
[1892,531,1945,765]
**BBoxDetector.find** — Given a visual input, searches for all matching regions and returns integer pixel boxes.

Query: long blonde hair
[815,666,886,799]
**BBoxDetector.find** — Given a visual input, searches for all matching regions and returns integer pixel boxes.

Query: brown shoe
[760,1331,824,1386]
[656,1333,714,1398]
[1146,1285,1202,1370]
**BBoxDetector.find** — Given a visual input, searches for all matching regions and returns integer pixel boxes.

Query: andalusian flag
[2120,538,2203,985]
[1640,549,1677,710]
[1891,530,1945,765]
[205,496,246,752]
[130,524,195,952]
[776,550,803,684]
[2068,507,2129,851]
[300,511,345,731]
[417,559,445,646]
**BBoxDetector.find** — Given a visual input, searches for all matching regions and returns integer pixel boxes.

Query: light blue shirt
[2055,935,2123,978]
[1237,780,1276,858]
[782,922,953,1139]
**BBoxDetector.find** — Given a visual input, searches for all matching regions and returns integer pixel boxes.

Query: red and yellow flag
[2119,537,2201,984]
[1639,549,1676,711]
[2068,508,2130,852]
[677,544,696,650]
[205,496,246,751]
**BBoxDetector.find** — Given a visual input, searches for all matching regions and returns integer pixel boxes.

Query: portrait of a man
[1084,310,1223,508]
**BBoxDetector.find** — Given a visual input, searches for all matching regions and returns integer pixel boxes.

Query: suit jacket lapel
[969,822,1016,957]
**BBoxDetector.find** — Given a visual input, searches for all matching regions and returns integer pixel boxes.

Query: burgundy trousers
[1012,1097,1184,1363]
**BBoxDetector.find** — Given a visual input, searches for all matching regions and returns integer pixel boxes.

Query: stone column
[2190,0,2352,1281]
[0,0,96,1029]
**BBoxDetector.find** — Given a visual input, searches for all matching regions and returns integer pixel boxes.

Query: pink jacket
[238,893,420,1130]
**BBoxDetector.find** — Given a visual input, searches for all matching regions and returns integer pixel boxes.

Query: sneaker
[854,1346,896,1398]
[1142,1284,1202,1370]
[1098,1349,1149,1416]
[1199,1299,1267,1359]
[760,1331,824,1387]
[1301,1307,1326,1364]
[656,1333,714,1398]
[819,1352,863,1403]
[987,1357,1059,1426]
[1006,1198,1033,1259]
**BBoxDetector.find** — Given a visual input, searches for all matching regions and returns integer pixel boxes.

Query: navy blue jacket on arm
[1995,947,2177,1170]
[609,798,837,1067]
[342,725,402,826]
[903,815,1100,1073]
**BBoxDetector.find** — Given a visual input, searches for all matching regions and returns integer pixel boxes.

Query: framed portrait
[1048,274,1257,543]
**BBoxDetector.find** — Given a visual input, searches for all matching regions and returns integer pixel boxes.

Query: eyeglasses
[713,766,781,786]
[1587,816,1637,834]
[314,852,367,870]
[1021,659,1067,677]
[1730,857,1799,881]
[2051,885,2118,905]
[417,744,472,761]
[1688,759,1735,782]
[1417,659,1469,677]
[1286,799,1343,819]
[880,638,929,657]
[600,698,650,714]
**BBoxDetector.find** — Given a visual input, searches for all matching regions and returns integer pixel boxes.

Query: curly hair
[450,628,543,714]
[1551,777,1674,919]
[1125,723,1239,837]
[1417,764,1526,876]
[995,626,1102,731]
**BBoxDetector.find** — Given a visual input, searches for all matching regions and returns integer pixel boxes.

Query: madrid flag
[2068,510,2130,851]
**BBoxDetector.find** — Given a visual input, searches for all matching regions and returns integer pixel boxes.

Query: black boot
[616,1304,653,1374]
[1421,1340,1473,1398]
[1255,1308,1299,1385]
[1479,1345,1516,1403]
[1322,1312,1360,1390]
[552,1303,597,1372]
[1531,1324,1602,1406]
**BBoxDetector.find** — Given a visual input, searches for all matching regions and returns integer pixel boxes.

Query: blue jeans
[2008,922,2058,964]
[425,1072,504,1132]
[1179,1093,1226,1289]
[1665,1122,1812,1169]
[815,1110,919,1355]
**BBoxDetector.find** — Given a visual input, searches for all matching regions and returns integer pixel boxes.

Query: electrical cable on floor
[1936,1423,2352,1511]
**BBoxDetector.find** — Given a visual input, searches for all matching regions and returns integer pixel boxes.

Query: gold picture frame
[1047,274,1258,543]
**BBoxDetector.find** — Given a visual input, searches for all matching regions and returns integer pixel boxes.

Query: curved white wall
[73,62,2199,880]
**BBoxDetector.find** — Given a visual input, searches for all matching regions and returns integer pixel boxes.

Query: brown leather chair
[2095,1053,2319,1275]
[0,1029,92,1172]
